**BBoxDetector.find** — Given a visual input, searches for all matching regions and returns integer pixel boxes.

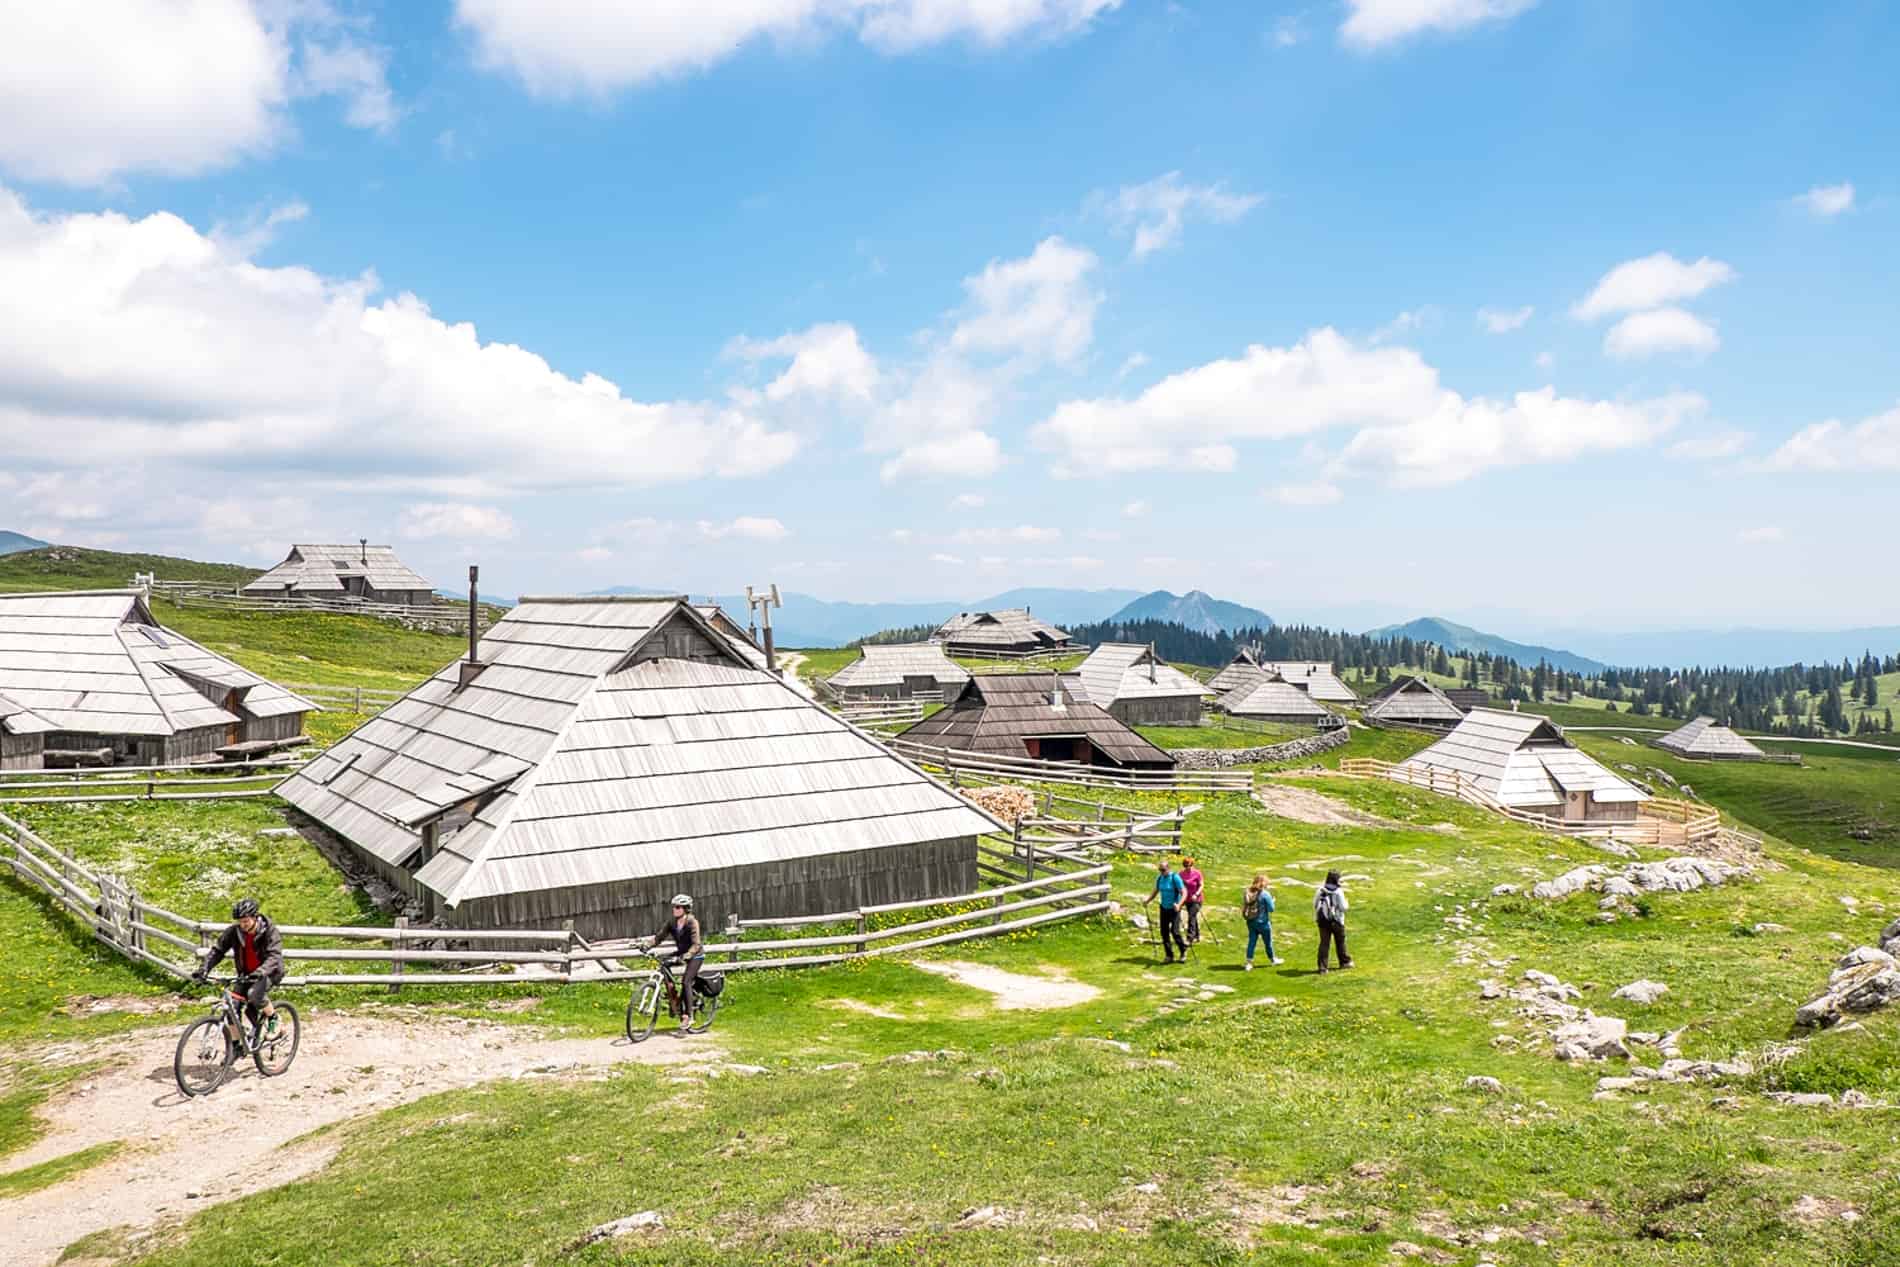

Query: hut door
[223,689,241,745]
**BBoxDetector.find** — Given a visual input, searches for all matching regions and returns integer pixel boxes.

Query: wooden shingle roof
[1396,708,1648,811]
[1220,677,1334,720]
[895,673,1175,769]
[1363,676,1466,727]
[1654,716,1766,759]
[242,543,433,595]
[934,608,1072,651]
[1207,649,1264,693]
[1073,643,1213,709]
[828,643,971,691]
[1261,661,1358,702]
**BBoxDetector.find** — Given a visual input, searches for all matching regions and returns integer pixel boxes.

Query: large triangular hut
[0,689,54,771]
[1071,642,1214,725]
[1653,716,1768,762]
[827,643,971,700]
[895,673,1175,771]
[279,596,1000,936]
[1363,675,1466,730]
[1261,661,1359,703]
[0,590,315,766]
[1207,647,1266,694]
[1218,672,1338,726]
[934,608,1072,657]
[1396,708,1648,823]
[242,541,435,605]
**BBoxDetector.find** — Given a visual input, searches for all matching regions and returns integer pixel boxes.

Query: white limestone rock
[1612,980,1670,1005]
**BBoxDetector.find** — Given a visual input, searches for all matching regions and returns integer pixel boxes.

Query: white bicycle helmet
[670,893,693,908]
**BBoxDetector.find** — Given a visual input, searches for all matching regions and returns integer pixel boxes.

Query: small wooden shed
[243,542,435,605]
[0,590,315,766]
[895,673,1175,771]
[1261,661,1359,703]
[1396,708,1648,822]
[1207,648,1266,694]
[1654,717,1768,761]
[280,596,999,937]
[1364,675,1466,730]
[1218,671,1337,726]
[934,609,1073,656]
[828,643,971,699]
[1072,643,1213,726]
[0,689,52,771]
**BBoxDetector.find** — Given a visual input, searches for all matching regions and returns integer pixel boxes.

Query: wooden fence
[835,698,929,729]
[888,737,1255,792]
[154,587,496,636]
[0,812,1109,989]
[281,682,409,716]
[0,757,307,805]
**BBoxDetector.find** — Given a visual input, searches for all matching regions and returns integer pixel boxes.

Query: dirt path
[910,960,1101,1009]
[0,1010,712,1267]
[1254,782,1406,828]
[774,652,816,699]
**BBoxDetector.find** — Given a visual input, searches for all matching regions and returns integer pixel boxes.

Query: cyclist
[650,893,703,1031]
[193,898,285,1040]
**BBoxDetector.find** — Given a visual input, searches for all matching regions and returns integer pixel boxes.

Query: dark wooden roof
[894,672,1175,770]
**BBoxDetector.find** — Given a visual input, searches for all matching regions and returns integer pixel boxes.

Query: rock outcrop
[1796,948,1900,1028]
[1169,725,1351,769]
[1531,857,1746,901]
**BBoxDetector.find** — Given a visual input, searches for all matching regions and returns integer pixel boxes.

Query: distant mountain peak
[0,530,50,557]
[1366,615,1603,674]
[1108,589,1272,638]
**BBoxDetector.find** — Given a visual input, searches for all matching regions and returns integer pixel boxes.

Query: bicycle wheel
[253,1002,301,1077]
[625,978,661,1043]
[175,1017,234,1097]
[687,986,720,1034]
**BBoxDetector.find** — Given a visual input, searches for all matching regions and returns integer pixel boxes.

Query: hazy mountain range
[1107,590,1272,637]
[1366,617,1606,675]
[0,531,47,556]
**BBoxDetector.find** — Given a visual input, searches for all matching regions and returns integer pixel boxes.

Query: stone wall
[1169,724,1353,769]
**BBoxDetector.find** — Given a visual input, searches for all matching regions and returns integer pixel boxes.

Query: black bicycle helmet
[232,897,260,920]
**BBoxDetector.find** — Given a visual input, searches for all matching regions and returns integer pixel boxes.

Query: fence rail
[153,587,497,636]
[835,698,929,729]
[888,737,1254,792]
[0,812,1108,990]
[0,757,306,804]
[281,682,410,715]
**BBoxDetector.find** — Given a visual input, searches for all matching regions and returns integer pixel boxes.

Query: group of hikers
[1143,855,1352,972]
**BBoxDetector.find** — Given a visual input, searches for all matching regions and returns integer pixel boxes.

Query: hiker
[1144,858,1189,963]
[1243,873,1281,970]
[1314,869,1352,973]
[1179,855,1205,945]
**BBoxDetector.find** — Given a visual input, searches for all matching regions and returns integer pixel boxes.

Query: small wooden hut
[0,689,52,771]
[1363,675,1466,730]
[1654,716,1768,761]
[1219,672,1337,726]
[1261,661,1358,703]
[1207,648,1266,694]
[242,542,435,605]
[0,590,315,765]
[827,643,971,699]
[895,673,1175,771]
[279,596,999,937]
[934,609,1072,656]
[1396,708,1647,822]
[694,603,769,670]
[1072,642,1213,725]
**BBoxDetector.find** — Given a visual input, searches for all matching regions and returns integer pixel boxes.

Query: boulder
[1837,946,1896,971]
[1612,980,1670,1005]
[1796,960,1900,1028]
[1464,1075,1504,1095]
[1550,1015,1629,1061]
[1531,866,1609,901]
[1882,917,1900,955]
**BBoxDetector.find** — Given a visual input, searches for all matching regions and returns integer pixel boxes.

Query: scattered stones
[1883,917,1900,954]
[1751,922,1792,935]
[1173,727,1352,769]
[1478,981,1504,1001]
[1595,1077,1640,1093]
[1464,1076,1504,1095]
[1611,980,1670,1005]
[1491,884,1519,896]
[568,1211,663,1249]
[954,1205,1014,1229]
[1551,1016,1630,1062]
[1765,1092,1834,1108]
[1531,857,1747,902]
[1788,1195,1861,1228]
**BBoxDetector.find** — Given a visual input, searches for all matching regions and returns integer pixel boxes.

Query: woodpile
[961,784,1037,825]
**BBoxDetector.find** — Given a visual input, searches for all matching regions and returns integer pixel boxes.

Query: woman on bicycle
[651,894,703,1031]
[193,898,285,1039]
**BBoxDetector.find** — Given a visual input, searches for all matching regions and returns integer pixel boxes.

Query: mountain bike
[174,975,302,1097]
[625,951,722,1042]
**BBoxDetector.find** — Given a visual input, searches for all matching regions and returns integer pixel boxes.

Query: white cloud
[888,528,916,543]
[1268,481,1343,506]
[0,190,800,523]
[1088,171,1264,258]
[1736,525,1784,545]
[729,321,880,403]
[952,524,1062,546]
[697,516,791,541]
[878,429,1003,481]
[949,492,986,509]
[1269,15,1304,46]
[1535,350,1555,369]
[398,502,519,540]
[1116,352,1149,380]
[1573,252,1736,320]
[1340,0,1538,49]
[1478,305,1533,334]
[1122,500,1149,518]
[1760,403,1900,473]
[1602,307,1719,360]
[1793,182,1854,219]
[455,0,1120,97]
[0,2,397,186]
[1666,429,1747,461]
[950,237,1099,366]
[1371,306,1439,344]
[929,552,965,565]
[1030,327,1702,486]
[575,545,613,562]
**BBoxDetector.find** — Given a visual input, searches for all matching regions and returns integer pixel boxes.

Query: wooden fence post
[561,920,574,983]
[727,911,741,964]
[854,910,868,956]
[354,686,364,714]
[992,892,1004,926]
[390,916,406,993]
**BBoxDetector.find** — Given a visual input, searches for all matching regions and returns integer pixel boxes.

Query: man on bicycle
[650,894,703,1032]
[193,898,285,1039]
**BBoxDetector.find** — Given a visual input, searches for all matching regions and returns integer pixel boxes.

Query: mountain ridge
[1107,589,1271,637]
[1365,616,1605,675]
[0,530,49,556]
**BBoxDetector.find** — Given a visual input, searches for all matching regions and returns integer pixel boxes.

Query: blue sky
[1,0,1895,634]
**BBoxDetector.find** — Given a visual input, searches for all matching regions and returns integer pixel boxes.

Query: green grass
[82,776,1899,1266]
[1135,721,1311,749]
[0,1140,121,1199]
[150,598,461,690]
[0,546,257,593]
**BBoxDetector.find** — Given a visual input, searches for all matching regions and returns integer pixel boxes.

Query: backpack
[1243,891,1261,921]
[695,971,725,998]
[1316,886,1345,923]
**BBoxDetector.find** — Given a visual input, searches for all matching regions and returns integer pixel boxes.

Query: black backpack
[694,970,725,998]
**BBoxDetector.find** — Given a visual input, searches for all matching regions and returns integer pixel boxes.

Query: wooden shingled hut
[1396,708,1648,822]
[827,643,971,700]
[0,590,315,766]
[242,541,435,605]
[1653,716,1768,761]
[1218,672,1337,726]
[934,608,1072,657]
[894,673,1175,771]
[693,603,769,670]
[1207,648,1265,694]
[0,689,53,771]
[279,596,1000,937]
[1261,661,1358,703]
[1072,642,1213,725]
[1363,675,1466,730]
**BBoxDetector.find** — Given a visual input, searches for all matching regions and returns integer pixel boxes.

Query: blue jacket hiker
[1144,859,1190,963]
[1243,874,1280,970]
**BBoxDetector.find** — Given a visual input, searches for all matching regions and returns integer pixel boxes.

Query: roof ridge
[515,594,688,605]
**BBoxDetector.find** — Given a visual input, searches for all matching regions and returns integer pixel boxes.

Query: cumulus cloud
[1268,482,1343,506]
[1030,327,1701,486]
[1478,305,1534,334]
[1666,429,1747,461]
[1573,252,1736,320]
[1088,171,1264,258]
[949,492,986,509]
[951,524,1062,546]
[398,502,519,540]
[929,552,965,565]
[1792,182,1855,219]
[1340,0,1539,49]
[0,1,398,186]
[728,322,879,403]
[1760,403,1900,473]
[1122,500,1149,518]
[697,516,791,541]
[455,0,1120,97]
[1602,307,1719,360]
[949,237,1099,367]
[0,189,799,536]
